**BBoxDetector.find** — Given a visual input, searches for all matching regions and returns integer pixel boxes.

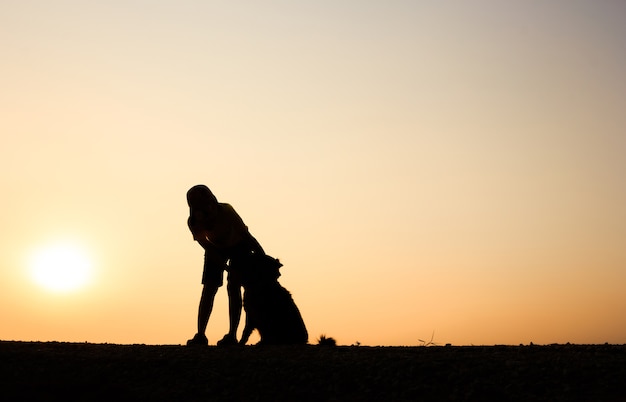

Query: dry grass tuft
[317,334,337,346]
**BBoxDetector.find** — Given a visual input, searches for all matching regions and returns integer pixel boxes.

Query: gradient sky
[2,0,625,346]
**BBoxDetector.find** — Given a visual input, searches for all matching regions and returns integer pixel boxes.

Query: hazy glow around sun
[29,243,94,292]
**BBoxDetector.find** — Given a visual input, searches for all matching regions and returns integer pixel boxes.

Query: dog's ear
[256,255,282,281]
[261,255,282,270]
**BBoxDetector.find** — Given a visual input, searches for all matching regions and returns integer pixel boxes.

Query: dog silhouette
[234,254,308,345]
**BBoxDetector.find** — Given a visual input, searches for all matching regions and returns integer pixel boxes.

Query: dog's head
[235,254,283,287]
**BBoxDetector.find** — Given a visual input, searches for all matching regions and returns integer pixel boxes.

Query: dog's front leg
[240,314,254,345]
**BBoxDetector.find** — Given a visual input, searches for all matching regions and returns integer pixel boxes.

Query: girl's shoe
[186,333,208,346]
[216,333,237,346]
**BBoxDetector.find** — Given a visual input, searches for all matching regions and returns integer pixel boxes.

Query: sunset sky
[2,0,625,346]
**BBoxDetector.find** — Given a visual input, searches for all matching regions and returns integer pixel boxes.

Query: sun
[29,242,94,292]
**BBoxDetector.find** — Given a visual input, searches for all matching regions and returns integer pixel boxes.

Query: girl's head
[187,184,217,208]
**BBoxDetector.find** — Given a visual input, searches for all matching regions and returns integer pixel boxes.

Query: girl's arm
[248,233,265,255]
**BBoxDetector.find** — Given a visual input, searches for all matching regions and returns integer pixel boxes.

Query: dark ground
[1,341,625,401]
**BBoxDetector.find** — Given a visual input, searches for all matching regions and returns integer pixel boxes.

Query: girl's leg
[218,270,242,345]
[188,284,218,346]
[198,284,219,335]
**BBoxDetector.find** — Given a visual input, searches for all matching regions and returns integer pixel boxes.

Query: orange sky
[2,1,625,346]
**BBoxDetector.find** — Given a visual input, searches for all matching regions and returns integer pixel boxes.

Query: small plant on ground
[317,334,337,346]
[418,331,438,347]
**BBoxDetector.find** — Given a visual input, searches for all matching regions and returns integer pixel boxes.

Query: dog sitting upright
[233,254,308,345]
